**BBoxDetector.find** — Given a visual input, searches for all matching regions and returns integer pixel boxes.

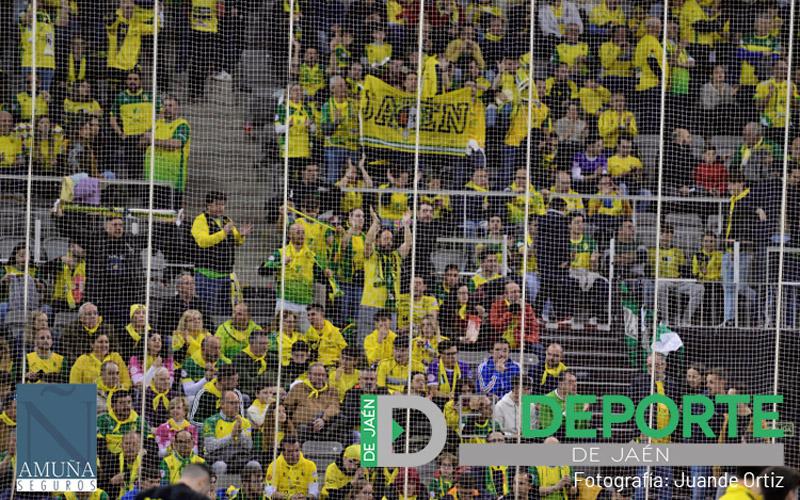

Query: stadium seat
[42,237,69,261]
[0,238,23,263]
[302,440,343,476]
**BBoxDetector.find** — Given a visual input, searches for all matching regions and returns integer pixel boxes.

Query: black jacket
[537,210,571,275]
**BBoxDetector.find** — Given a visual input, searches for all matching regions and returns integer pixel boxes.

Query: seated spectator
[97,390,148,456]
[529,437,578,498]
[489,281,540,351]
[329,347,360,402]
[214,302,262,359]
[545,170,585,213]
[96,360,123,414]
[27,115,66,175]
[694,147,729,196]
[63,81,103,123]
[461,396,499,444]
[732,122,781,184]
[530,342,568,395]
[39,241,86,313]
[171,309,211,366]
[587,175,633,239]
[598,93,637,151]
[646,224,703,326]
[692,232,724,325]
[606,139,649,204]
[397,276,440,329]
[0,398,15,457]
[145,367,180,428]
[246,385,279,430]
[554,104,588,161]
[536,372,588,438]
[266,310,306,368]
[411,315,445,367]
[700,65,739,136]
[119,304,147,361]
[377,336,425,394]
[25,328,66,384]
[571,137,607,193]
[69,333,131,388]
[539,0,583,42]
[306,304,346,368]
[469,250,503,296]
[64,114,104,178]
[283,341,312,389]
[322,444,362,498]
[426,339,471,402]
[189,364,244,428]
[364,311,397,366]
[284,362,341,440]
[232,330,277,398]
[427,453,458,498]
[154,397,198,458]
[0,111,24,173]
[440,284,487,348]
[157,273,207,337]
[265,436,319,498]
[202,390,252,475]
[130,333,175,389]
[121,466,162,500]
[568,213,610,327]
[493,378,528,438]
[477,339,520,397]
[577,80,612,122]
[159,429,205,485]
[100,430,143,499]
[181,336,232,399]
[505,168,547,226]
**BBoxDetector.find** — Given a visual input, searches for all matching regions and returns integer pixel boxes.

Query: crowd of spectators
[1,0,800,498]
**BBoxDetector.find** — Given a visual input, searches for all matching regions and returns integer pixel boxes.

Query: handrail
[0,174,174,188]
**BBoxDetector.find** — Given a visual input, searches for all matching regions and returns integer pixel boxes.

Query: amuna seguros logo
[360,394,786,468]
[16,384,98,492]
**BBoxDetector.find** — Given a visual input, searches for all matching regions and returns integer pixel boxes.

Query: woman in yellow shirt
[69,333,131,388]
[171,309,210,366]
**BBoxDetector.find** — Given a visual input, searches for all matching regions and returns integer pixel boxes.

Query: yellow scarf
[150,384,170,412]
[458,304,468,321]
[726,188,750,240]
[0,412,15,427]
[124,323,145,343]
[438,359,461,398]
[202,380,222,408]
[84,317,103,335]
[242,345,267,374]
[107,402,139,433]
[384,468,399,485]
[303,379,328,399]
[541,362,568,386]
[119,451,141,498]
[97,378,119,398]
[167,418,190,433]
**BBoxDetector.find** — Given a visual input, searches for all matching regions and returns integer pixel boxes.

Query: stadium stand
[0,0,799,499]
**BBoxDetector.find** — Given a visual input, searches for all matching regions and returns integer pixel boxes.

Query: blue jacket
[477,357,520,397]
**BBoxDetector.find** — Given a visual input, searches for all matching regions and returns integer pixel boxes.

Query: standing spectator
[40,241,86,313]
[721,174,768,327]
[321,76,359,183]
[275,84,316,167]
[568,213,610,325]
[692,232,724,325]
[106,1,154,94]
[261,222,329,332]
[538,0,583,49]
[634,17,669,134]
[18,3,66,93]
[333,208,367,326]
[202,390,253,475]
[754,60,797,143]
[664,128,697,196]
[700,65,739,136]
[157,273,208,337]
[188,0,222,101]
[358,208,411,343]
[599,26,635,95]
[0,112,24,173]
[143,96,191,209]
[191,191,253,316]
[537,198,572,323]
[109,71,157,179]
[306,304,346,368]
[79,216,144,329]
[477,339,520,398]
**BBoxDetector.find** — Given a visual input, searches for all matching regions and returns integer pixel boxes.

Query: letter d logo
[360,395,447,467]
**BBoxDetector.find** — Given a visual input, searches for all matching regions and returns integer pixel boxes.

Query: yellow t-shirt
[20,11,56,69]
[554,42,589,68]
[598,109,638,149]
[754,79,800,129]
[0,134,23,168]
[648,246,686,279]
[378,184,409,221]
[607,154,643,177]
